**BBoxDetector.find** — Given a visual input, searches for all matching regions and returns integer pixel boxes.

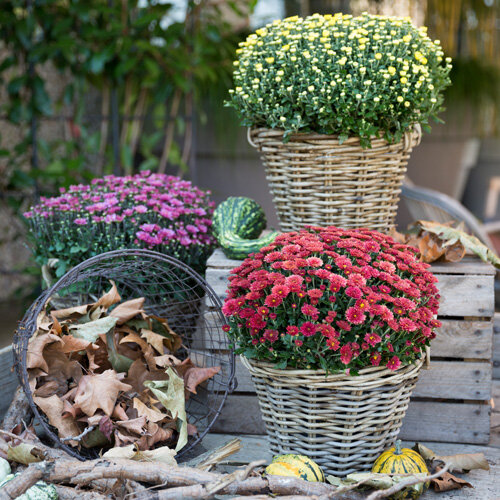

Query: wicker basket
[241,356,424,476]
[248,125,422,232]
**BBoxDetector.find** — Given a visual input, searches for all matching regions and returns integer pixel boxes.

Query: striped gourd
[372,440,429,475]
[266,454,325,482]
[212,197,278,260]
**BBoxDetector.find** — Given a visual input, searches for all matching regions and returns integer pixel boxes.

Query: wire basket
[13,249,235,460]
[248,125,422,232]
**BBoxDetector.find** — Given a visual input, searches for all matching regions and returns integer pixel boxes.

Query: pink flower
[295,339,303,347]
[286,325,299,336]
[74,218,88,225]
[306,256,323,267]
[326,337,340,350]
[345,307,366,325]
[271,284,290,297]
[345,286,362,299]
[364,332,382,347]
[264,294,283,308]
[386,356,401,371]
[340,344,353,365]
[370,352,381,366]
[301,304,319,319]
[300,322,317,337]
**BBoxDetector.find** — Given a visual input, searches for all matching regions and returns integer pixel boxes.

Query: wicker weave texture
[248,126,421,232]
[242,356,423,476]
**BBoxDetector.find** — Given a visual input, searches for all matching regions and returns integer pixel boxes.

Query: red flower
[301,303,319,319]
[326,337,340,350]
[286,325,299,336]
[306,256,323,267]
[257,306,269,316]
[271,284,290,297]
[336,320,352,331]
[300,321,317,337]
[294,339,303,346]
[345,307,366,325]
[345,286,363,299]
[386,355,401,371]
[307,288,323,300]
[264,294,283,308]
[370,352,381,366]
[222,324,230,332]
[340,344,353,365]
[364,332,381,347]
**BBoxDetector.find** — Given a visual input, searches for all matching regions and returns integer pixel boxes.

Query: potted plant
[226,12,452,232]
[222,226,441,475]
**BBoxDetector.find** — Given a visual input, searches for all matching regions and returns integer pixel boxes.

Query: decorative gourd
[212,196,279,260]
[266,454,325,482]
[372,441,429,499]
[0,458,10,483]
[0,473,58,500]
[372,440,429,475]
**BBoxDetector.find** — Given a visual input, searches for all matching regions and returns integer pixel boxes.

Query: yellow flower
[403,34,412,43]
[374,53,382,60]
[400,76,408,84]
[397,96,404,102]
[308,85,315,91]
[388,66,396,75]
[265,57,274,64]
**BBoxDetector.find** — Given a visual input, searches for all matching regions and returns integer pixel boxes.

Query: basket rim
[248,124,422,147]
[241,354,424,382]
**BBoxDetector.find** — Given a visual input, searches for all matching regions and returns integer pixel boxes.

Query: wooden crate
[205,249,495,445]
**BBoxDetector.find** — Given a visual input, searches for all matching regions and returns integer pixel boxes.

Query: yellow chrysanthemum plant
[227,12,452,147]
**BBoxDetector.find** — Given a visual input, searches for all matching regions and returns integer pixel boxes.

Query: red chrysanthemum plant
[222,226,441,373]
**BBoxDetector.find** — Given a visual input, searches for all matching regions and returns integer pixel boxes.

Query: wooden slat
[494,314,500,380]
[206,249,242,270]
[436,274,494,317]
[0,346,19,420]
[211,395,265,434]
[206,269,231,304]
[429,257,496,275]
[431,320,493,359]
[400,401,491,444]
[414,361,492,400]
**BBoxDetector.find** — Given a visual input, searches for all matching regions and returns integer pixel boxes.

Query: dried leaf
[106,329,133,373]
[57,335,94,353]
[99,416,114,440]
[150,316,182,353]
[103,444,177,464]
[418,232,445,263]
[154,354,182,368]
[26,334,63,372]
[69,316,118,343]
[33,394,81,446]
[51,304,89,320]
[444,241,466,262]
[414,443,490,473]
[141,328,170,354]
[431,468,473,491]
[414,220,500,269]
[7,444,44,464]
[183,365,221,394]
[145,369,188,452]
[115,417,147,436]
[73,370,132,417]
[133,398,166,423]
[95,281,121,309]
[124,358,169,394]
[110,298,145,325]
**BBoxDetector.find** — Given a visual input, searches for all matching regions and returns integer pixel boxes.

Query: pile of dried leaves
[392,220,500,268]
[26,282,220,460]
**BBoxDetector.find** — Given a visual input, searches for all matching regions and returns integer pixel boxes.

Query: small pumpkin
[372,440,429,475]
[372,440,429,499]
[265,454,324,482]
[0,473,58,500]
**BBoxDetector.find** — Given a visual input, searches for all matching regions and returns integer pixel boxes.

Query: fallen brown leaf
[110,297,145,325]
[94,281,121,309]
[431,467,473,492]
[183,365,221,394]
[73,370,132,417]
[26,334,62,372]
[133,398,166,423]
[414,443,490,473]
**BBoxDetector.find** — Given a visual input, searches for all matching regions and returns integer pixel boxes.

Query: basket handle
[247,127,258,149]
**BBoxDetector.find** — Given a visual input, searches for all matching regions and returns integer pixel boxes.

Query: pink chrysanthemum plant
[222,226,441,373]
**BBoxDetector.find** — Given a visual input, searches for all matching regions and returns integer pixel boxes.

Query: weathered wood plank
[231,358,492,401]
[414,361,491,400]
[431,320,492,359]
[429,257,496,275]
[210,395,265,434]
[206,249,242,270]
[0,346,19,420]
[206,269,231,304]
[400,401,490,444]
[436,274,494,317]
[494,313,500,380]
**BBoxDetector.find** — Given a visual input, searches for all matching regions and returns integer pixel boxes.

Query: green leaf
[144,369,188,452]
[69,316,118,343]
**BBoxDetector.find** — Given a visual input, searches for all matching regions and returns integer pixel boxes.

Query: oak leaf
[26,334,63,373]
[69,316,117,343]
[110,298,145,325]
[183,365,221,394]
[103,444,177,464]
[94,281,121,309]
[133,397,166,423]
[73,370,132,416]
[414,443,490,473]
[33,394,81,446]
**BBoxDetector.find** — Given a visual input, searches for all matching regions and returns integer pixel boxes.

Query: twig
[185,438,242,471]
[54,484,109,500]
[1,387,33,431]
[365,463,451,500]
[0,465,44,499]
[60,426,95,443]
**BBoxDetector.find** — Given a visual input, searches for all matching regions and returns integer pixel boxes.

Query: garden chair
[401,179,500,251]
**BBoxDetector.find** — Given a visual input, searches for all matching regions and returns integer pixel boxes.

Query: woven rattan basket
[248,125,422,232]
[241,355,424,476]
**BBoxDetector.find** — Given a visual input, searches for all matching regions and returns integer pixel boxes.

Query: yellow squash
[372,440,429,475]
[265,454,325,482]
